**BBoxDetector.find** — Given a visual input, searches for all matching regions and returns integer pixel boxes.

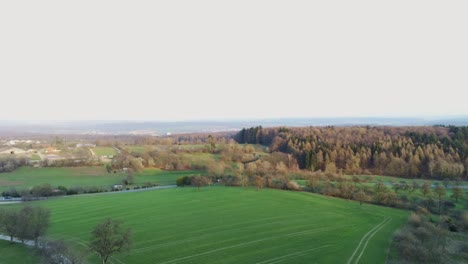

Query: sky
[0,1,467,121]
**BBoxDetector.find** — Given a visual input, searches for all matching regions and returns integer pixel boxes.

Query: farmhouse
[0,147,26,155]
[45,147,61,153]
[113,184,123,190]
[3,140,17,146]
[76,143,96,148]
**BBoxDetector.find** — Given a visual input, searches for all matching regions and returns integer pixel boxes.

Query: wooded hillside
[235,126,468,180]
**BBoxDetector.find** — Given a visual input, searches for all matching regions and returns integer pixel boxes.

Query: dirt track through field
[346,217,392,264]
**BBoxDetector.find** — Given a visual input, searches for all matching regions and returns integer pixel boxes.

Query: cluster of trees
[176,175,213,190]
[108,141,260,173]
[235,126,468,180]
[0,206,50,247]
[0,204,132,264]
[42,157,102,168]
[0,156,28,173]
[391,210,468,263]
[300,171,466,213]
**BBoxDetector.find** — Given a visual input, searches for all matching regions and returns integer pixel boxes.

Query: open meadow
[0,167,200,192]
[10,187,408,264]
[93,147,117,157]
[0,240,40,264]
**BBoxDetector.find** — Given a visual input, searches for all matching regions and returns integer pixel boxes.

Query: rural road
[70,184,178,197]
[0,200,22,205]
[0,185,178,204]
[0,234,35,246]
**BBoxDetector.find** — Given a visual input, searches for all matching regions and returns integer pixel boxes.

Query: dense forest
[235,126,468,180]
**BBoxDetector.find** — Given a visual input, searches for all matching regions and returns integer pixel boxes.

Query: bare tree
[17,206,34,244]
[41,239,86,264]
[14,206,50,247]
[90,218,132,264]
[29,206,51,247]
[0,209,19,242]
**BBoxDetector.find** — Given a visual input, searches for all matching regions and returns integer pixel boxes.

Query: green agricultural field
[0,240,41,264]
[29,154,41,161]
[125,146,152,153]
[174,144,207,150]
[93,147,117,157]
[15,187,407,263]
[352,174,468,187]
[0,167,201,191]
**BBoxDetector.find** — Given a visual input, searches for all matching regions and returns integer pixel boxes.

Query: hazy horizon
[1,115,468,123]
[1,1,467,121]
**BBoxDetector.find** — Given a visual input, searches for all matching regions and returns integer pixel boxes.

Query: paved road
[0,185,178,204]
[0,200,22,205]
[63,185,177,198]
[0,234,35,246]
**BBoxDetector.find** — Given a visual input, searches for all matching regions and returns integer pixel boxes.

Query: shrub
[287,181,300,191]
[462,212,468,230]
[66,187,82,195]
[176,176,187,186]
[408,213,422,227]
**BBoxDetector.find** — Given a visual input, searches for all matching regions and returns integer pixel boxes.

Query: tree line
[235,126,468,180]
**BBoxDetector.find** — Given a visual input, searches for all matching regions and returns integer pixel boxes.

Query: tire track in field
[159,225,353,264]
[354,218,391,264]
[254,244,332,264]
[132,214,294,249]
[131,215,318,254]
[346,217,392,264]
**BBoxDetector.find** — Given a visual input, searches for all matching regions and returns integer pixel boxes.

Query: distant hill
[0,116,467,135]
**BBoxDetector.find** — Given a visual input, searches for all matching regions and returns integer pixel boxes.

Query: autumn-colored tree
[307,176,319,192]
[239,174,249,189]
[245,163,257,177]
[353,190,369,206]
[234,126,467,180]
[254,176,264,190]
[191,176,211,191]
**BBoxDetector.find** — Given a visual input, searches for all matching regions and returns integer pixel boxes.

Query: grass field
[352,174,468,186]
[30,154,41,161]
[125,146,152,154]
[94,147,117,157]
[0,240,40,264]
[0,167,201,191]
[296,174,468,187]
[14,187,408,264]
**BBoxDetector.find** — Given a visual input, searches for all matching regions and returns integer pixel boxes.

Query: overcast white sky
[0,1,467,121]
